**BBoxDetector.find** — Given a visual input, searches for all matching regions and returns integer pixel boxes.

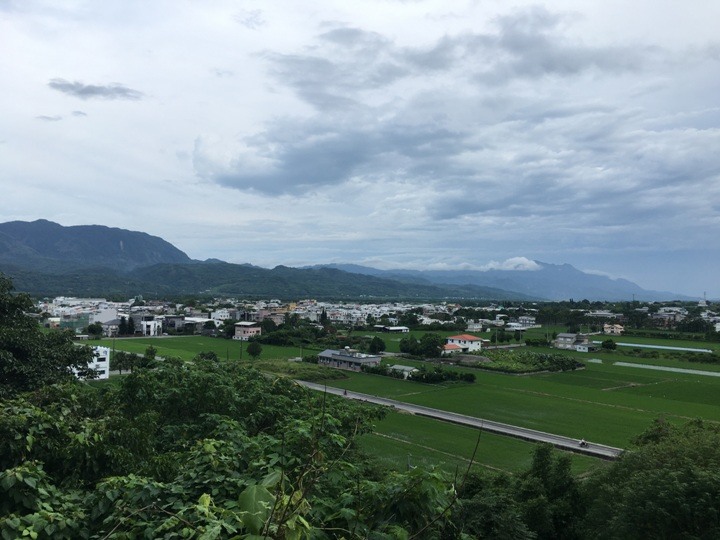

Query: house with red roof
[443,334,483,355]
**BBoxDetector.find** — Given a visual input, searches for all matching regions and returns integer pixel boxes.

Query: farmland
[99,332,720,473]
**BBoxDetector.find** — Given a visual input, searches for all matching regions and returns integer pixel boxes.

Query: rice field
[101,333,720,472]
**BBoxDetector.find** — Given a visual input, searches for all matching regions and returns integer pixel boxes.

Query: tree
[419,333,444,358]
[260,318,277,334]
[119,316,128,336]
[203,320,216,331]
[514,444,584,539]
[583,420,720,539]
[368,336,386,354]
[399,336,420,355]
[221,318,237,339]
[601,339,617,350]
[195,351,219,362]
[0,274,95,397]
[127,316,136,336]
[399,311,420,327]
[246,341,262,360]
[86,322,103,338]
[319,308,328,326]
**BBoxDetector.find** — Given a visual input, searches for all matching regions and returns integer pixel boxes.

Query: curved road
[299,381,624,460]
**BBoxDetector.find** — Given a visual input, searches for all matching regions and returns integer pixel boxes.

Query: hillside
[1,261,538,300]
[0,219,688,301]
[310,262,691,302]
[0,219,191,272]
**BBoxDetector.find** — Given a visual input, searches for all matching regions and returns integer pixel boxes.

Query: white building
[444,334,483,354]
[74,346,110,380]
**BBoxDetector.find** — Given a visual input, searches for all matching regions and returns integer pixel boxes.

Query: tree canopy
[0,274,95,398]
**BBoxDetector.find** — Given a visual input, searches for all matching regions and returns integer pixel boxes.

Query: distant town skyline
[2,1,719,297]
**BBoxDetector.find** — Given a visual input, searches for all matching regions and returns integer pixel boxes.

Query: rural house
[318,348,381,371]
[234,321,262,341]
[444,334,483,354]
[553,333,589,351]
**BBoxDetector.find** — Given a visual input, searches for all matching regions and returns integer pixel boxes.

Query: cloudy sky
[2,1,719,297]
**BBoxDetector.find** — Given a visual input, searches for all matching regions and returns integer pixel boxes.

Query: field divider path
[298,381,624,460]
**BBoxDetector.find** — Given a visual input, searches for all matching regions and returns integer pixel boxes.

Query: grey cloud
[264,8,653,110]
[195,119,466,195]
[36,115,62,121]
[71,110,87,117]
[198,5,717,255]
[48,78,143,100]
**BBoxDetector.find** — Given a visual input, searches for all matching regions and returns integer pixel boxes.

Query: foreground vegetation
[6,276,720,538]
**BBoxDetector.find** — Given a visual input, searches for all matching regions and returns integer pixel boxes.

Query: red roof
[443,344,462,350]
[447,334,481,341]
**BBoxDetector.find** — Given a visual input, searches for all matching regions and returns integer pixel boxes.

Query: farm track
[299,381,624,460]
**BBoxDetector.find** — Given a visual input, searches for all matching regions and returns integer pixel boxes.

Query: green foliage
[514,444,584,539]
[0,461,86,540]
[110,350,140,374]
[399,333,444,358]
[0,274,96,398]
[1,355,416,538]
[246,341,262,360]
[85,322,103,338]
[601,339,617,350]
[454,473,534,539]
[583,419,720,539]
[368,336,386,354]
[465,350,583,374]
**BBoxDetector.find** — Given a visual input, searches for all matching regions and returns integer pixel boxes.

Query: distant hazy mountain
[0,219,191,272]
[0,220,537,300]
[307,262,692,302]
[0,220,690,301]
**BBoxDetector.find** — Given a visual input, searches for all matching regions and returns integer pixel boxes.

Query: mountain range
[0,220,691,301]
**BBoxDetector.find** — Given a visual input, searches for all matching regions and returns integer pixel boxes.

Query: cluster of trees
[399,333,445,358]
[408,366,476,384]
[362,364,475,384]
[489,328,523,344]
[0,276,96,398]
[117,316,136,336]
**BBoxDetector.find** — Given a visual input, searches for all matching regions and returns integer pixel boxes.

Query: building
[553,333,589,351]
[234,321,262,341]
[603,323,624,335]
[444,334,483,353]
[74,346,110,380]
[387,364,419,379]
[318,348,381,371]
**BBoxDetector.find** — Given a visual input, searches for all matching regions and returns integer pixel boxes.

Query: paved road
[298,381,624,460]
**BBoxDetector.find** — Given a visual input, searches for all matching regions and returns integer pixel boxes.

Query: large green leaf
[237,484,275,535]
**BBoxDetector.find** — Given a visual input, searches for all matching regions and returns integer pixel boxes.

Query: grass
[96,336,319,362]
[100,333,720,472]
[361,410,602,475]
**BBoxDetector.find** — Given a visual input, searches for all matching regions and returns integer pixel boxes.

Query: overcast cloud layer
[2,1,719,297]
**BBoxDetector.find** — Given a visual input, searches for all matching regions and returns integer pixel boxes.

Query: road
[298,381,624,460]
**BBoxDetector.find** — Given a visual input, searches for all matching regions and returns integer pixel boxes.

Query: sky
[2,1,719,298]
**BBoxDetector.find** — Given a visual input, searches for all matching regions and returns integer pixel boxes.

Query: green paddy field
[98,333,720,474]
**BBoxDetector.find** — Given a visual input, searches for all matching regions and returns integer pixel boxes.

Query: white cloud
[478,258,542,272]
